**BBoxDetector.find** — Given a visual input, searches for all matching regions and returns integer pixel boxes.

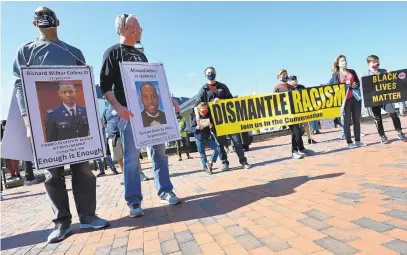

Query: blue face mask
[206,72,216,81]
[339,61,347,68]
[280,76,289,83]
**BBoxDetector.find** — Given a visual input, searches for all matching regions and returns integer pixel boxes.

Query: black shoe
[178,158,182,161]
[205,163,213,175]
[7,174,17,180]
[16,174,23,180]
[47,224,72,243]
[187,156,193,159]
[112,170,119,175]
[308,139,318,144]
[97,172,106,177]
[316,131,321,134]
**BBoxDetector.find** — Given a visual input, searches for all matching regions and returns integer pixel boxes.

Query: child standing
[191,103,220,174]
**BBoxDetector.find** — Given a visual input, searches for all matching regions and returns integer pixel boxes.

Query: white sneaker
[355,141,366,147]
[130,203,144,218]
[161,192,182,205]
[292,152,304,159]
[348,143,357,149]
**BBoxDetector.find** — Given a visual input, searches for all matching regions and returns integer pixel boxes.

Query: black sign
[362,69,407,107]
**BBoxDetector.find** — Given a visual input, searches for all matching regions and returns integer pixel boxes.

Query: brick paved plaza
[1,119,407,255]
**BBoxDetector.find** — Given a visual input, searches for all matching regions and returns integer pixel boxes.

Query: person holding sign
[364,55,406,143]
[330,55,365,149]
[195,67,251,171]
[275,70,314,159]
[12,6,109,243]
[191,103,220,174]
[289,75,318,145]
[100,14,181,218]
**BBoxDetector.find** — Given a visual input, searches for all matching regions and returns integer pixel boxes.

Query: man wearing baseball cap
[13,6,109,243]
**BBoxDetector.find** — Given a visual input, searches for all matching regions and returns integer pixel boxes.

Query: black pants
[289,124,305,153]
[24,161,35,181]
[44,162,96,226]
[343,97,362,144]
[176,137,190,158]
[371,104,402,137]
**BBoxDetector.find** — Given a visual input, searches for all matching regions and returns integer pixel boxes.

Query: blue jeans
[311,121,319,133]
[96,156,116,173]
[214,134,247,165]
[119,120,173,207]
[195,137,219,169]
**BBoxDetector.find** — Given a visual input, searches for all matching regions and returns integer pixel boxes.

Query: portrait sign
[20,66,106,170]
[120,62,180,148]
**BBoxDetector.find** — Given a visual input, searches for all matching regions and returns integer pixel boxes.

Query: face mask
[280,76,289,83]
[35,10,57,29]
[206,72,216,81]
[200,109,208,116]
[370,62,380,70]
[338,61,347,69]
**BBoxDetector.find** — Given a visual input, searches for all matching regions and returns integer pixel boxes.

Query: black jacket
[196,81,233,105]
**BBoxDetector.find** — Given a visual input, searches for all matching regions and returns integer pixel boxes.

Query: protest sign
[361,69,407,107]
[20,66,106,170]
[210,84,345,136]
[119,62,181,148]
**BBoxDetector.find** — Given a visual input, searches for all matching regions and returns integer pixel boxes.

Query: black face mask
[35,10,57,29]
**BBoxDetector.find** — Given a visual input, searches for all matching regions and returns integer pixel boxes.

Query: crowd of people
[1,6,406,244]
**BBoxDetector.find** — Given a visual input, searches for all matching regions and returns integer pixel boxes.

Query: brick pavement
[1,118,407,255]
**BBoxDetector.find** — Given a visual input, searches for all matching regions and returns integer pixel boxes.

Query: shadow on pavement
[0,172,344,250]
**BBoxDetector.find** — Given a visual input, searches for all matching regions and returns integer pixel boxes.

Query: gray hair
[115,14,138,35]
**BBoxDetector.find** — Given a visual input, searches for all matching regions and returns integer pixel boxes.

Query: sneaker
[16,174,23,180]
[340,135,346,140]
[204,163,212,175]
[112,170,119,175]
[97,172,106,177]
[80,215,110,229]
[242,162,251,169]
[187,156,193,159]
[380,135,390,144]
[361,133,366,137]
[7,174,17,181]
[178,158,183,161]
[47,224,72,243]
[206,162,213,171]
[130,203,144,218]
[140,172,148,181]
[355,141,366,147]
[24,179,40,186]
[348,143,357,149]
[299,149,315,156]
[315,131,321,134]
[221,163,230,171]
[292,151,304,159]
[161,192,182,205]
[308,139,318,144]
[397,131,407,142]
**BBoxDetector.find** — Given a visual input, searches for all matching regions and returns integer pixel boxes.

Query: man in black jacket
[195,67,250,171]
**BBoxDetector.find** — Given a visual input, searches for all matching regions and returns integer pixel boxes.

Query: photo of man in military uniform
[45,81,90,142]
[139,82,167,127]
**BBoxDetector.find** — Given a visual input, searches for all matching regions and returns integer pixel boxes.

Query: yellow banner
[209,84,346,136]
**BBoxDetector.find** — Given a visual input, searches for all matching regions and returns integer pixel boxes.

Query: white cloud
[187,72,196,77]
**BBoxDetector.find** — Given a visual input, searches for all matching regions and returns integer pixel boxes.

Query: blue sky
[1,1,407,119]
